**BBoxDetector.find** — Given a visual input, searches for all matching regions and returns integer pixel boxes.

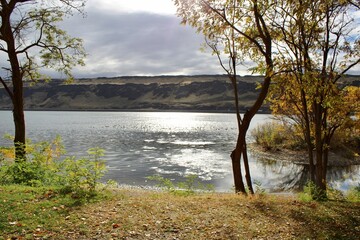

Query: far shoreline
[0,108,271,114]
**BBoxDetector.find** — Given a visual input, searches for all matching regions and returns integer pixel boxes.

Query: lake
[0,111,359,192]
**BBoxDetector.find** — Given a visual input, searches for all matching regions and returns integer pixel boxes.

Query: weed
[298,181,320,202]
[59,147,107,198]
[253,180,266,196]
[347,184,360,202]
[0,136,64,186]
[147,174,214,196]
[327,185,346,201]
[298,182,350,202]
[0,136,109,200]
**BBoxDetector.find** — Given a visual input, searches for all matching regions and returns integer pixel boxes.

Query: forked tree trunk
[230,73,272,194]
[231,76,248,194]
[203,0,273,195]
[231,76,254,194]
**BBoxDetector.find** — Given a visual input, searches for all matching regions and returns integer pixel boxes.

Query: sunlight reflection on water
[0,111,359,192]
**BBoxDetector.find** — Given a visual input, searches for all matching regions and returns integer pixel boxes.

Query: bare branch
[201,0,267,56]
[334,58,360,82]
[0,76,14,102]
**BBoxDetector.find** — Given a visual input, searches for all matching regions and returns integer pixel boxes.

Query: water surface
[0,111,358,192]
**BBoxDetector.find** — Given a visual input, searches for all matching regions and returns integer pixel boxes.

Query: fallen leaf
[112,223,120,229]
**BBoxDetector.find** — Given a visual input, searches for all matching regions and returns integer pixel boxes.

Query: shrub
[60,147,107,196]
[347,184,360,202]
[330,123,360,159]
[0,136,64,186]
[298,182,328,201]
[298,182,352,202]
[0,136,108,198]
[298,181,316,202]
[251,121,305,151]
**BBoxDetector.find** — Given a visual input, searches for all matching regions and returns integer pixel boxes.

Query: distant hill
[0,75,359,112]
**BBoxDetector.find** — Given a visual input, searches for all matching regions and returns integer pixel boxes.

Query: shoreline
[249,143,360,167]
[0,108,271,114]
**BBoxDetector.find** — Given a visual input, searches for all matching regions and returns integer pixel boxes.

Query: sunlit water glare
[0,111,359,192]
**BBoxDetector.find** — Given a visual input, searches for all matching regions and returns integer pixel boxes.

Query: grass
[1,185,359,240]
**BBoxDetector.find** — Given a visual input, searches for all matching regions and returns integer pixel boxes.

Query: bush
[347,184,360,202]
[330,123,360,159]
[298,181,316,202]
[59,147,107,196]
[298,182,356,202]
[298,181,328,201]
[0,136,64,186]
[0,137,108,198]
[251,121,305,151]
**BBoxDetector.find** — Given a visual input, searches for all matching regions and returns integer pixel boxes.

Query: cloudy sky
[2,0,358,79]
[60,0,234,78]
[58,0,360,78]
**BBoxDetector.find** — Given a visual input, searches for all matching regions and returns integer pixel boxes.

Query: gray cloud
[2,1,359,80]
[60,10,228,78]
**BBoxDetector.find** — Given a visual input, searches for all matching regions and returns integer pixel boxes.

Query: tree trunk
[230,148,246,193]
[300,89,315,182]
[314,102,327,199]
[322,132,332,190]
[323,148,329,185]
[9,46,26,161]
[1,1,27,161]
[243,143,254,194]
[231,129,254,194]
[230,116,255,194]
[208,0,273,195]
[12,86,26,162]
[230,75,250,194]
[229,73,272,194]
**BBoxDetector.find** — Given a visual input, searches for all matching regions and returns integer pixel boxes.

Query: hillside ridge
[0,75,359,112]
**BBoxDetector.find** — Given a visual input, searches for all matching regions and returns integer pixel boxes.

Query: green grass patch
[0,185,114,239]
[1,185,360,239]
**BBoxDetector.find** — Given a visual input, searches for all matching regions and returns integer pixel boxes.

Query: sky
[1,0,359,79]
[59,0,230,78]
[55,0,360,78]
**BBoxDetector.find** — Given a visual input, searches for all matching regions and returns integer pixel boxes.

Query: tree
[203,8,255,193]
[0,0,86,161]
[174,0,276,193]
[268,0,360,198]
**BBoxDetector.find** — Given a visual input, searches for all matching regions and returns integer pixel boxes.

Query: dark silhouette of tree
[0,0,86,161]
[175,0,276,194]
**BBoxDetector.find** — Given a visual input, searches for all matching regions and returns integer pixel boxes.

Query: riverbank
[249,143,360,167]
[1,185,359,240]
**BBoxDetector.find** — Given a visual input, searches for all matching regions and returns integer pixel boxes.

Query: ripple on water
[170,140,216,146]
[1,111,358,192]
